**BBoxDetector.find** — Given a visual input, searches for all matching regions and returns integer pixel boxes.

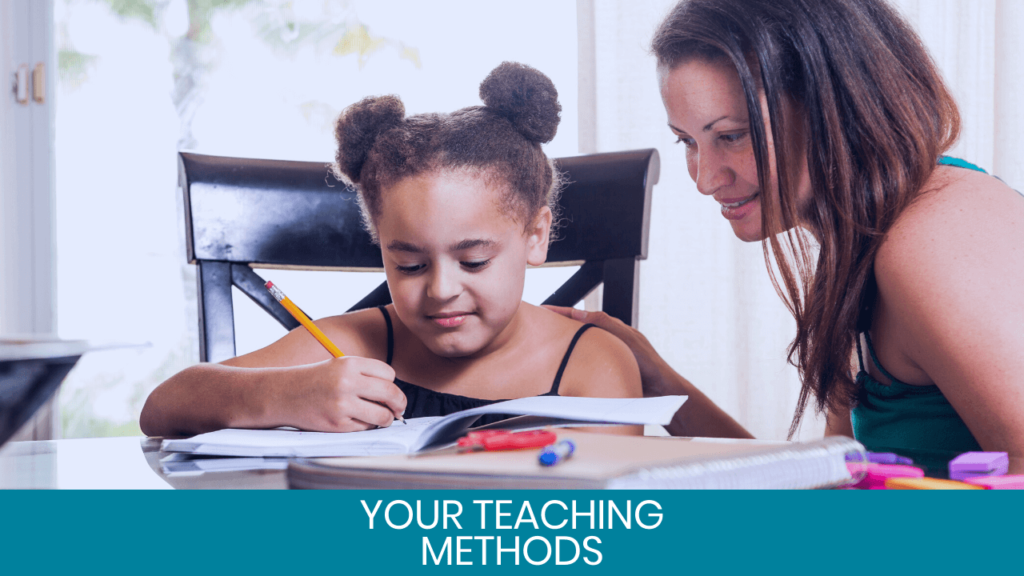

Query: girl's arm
[545,305,753,439]
[874,169,1024,462]
[139,311,406,438]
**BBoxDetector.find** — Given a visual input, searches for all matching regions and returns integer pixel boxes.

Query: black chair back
[180,149,658,362]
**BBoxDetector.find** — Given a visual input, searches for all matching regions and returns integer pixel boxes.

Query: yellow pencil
[266,281,344,357]
[265,280,404,424]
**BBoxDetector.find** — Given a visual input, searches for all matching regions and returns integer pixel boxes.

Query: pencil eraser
[963,474,1024,489]
[885,477,983,490]
[948,452,1008,481]
[849,463,924,489]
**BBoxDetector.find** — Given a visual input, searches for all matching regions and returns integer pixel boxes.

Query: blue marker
[538,440,576,467]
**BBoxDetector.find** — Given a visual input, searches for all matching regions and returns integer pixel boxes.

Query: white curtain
[578,0,1024,441]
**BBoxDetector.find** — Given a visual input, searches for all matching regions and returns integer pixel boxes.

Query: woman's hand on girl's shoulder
[875,167,1024,455]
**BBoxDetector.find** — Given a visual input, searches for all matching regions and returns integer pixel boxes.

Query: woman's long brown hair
[652,0,960,437]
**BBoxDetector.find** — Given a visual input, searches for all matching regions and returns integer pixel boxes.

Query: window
[55,0,580,438]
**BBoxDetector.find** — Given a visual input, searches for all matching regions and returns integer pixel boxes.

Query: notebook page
[161,417,444,457]
[411,396,687,452]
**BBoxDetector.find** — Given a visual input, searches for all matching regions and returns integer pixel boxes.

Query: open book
[160,395,687,458]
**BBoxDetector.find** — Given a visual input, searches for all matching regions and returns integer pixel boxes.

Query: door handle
[11,63,45,105]
[32,62,45,104]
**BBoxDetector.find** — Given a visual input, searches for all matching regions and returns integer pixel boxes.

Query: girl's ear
[525,206,552,267]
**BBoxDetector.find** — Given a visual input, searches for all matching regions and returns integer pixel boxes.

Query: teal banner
[1,490,1020,574]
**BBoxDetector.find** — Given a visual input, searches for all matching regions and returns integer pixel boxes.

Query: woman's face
[375,169,551,358]
[659,58,811,242]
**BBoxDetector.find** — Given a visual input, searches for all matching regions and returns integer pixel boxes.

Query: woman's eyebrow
[702,115,729,131]
[450,239,495,251]
[667,115,731,135]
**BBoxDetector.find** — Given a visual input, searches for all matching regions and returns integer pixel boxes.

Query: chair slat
[230,265,300,331]
[541,261,604,308]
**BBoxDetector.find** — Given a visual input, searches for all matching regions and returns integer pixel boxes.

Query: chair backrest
[180,149,659,362]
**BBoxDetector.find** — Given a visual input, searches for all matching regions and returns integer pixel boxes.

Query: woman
[550,0,1024,474]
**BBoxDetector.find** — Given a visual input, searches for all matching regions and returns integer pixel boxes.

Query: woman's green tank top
[850,156,986,476]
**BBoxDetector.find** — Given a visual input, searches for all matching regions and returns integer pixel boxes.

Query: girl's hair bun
[479,62,561,144]
[334,95,405,184]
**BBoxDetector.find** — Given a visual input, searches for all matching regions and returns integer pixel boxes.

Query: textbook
[160,395,686,458]
[287,431,866,490]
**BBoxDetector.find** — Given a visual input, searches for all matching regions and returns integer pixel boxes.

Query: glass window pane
[55,0,579,437]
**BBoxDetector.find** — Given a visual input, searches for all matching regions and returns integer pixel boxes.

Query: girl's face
[659,58,811,242]
[376,169,551,358]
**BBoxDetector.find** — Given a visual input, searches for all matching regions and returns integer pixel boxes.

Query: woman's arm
[649,359,754,439]
[874,169,1024,458]
[139,310,406,438]
[545,305,753,439]
[825,405,854,438]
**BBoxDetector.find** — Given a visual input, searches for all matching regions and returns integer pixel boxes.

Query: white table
[0,436,287,489]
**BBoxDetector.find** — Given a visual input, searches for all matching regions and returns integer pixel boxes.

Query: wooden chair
[179,149,659,362]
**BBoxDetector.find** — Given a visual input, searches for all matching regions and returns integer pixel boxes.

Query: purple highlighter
[949,452,1009,482]
[867,452,914,466]
[845,452,914,466]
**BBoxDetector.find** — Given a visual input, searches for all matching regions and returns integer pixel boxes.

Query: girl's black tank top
[378,306,595,426]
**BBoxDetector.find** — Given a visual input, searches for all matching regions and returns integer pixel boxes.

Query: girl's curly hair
[332,62,563,242]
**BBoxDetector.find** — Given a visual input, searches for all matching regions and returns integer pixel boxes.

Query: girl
[550,0,1024,474]
[141,62,641,438]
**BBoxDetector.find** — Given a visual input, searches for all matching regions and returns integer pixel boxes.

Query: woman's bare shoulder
[876,165,1024,289]
[872,164,1024,363]
[872,167,1024,454]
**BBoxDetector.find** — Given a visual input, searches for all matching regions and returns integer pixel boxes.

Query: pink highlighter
[963,475,1024,489]
[849,463,925,490]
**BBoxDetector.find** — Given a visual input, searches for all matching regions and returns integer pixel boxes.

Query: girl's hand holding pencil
[272,356,406,432]
[266,281,406,429]
[139,338,406,437]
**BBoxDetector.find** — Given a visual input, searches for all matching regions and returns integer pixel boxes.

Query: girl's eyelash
[395,260,491,273]
[461,259,491,270]
[675,135,695,147]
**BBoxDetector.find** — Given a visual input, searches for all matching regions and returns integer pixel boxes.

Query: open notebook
[160,395,686,458]
[288,431,867,490]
